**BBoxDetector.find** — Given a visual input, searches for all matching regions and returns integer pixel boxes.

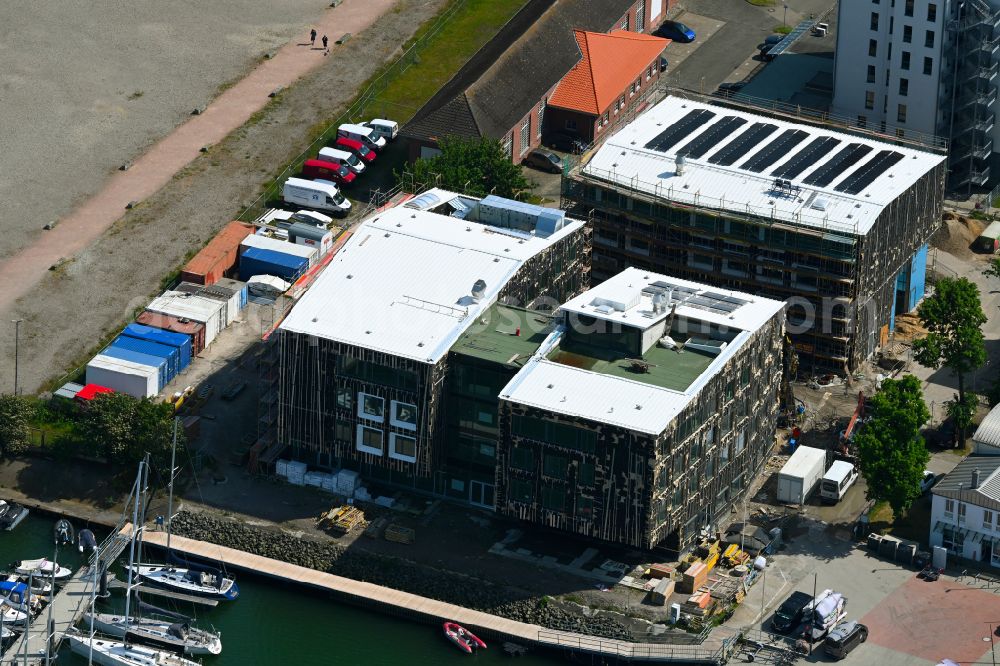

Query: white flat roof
[560,267,783,333]
[499,269,785,434]
[779,446,827,477]
[279,201,585,362]
[582,96,946,235]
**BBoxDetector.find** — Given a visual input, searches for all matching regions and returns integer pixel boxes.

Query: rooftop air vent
[470,279,487,303]
[675,154,687,176]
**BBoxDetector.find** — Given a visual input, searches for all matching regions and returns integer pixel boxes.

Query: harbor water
[2,515,557,665]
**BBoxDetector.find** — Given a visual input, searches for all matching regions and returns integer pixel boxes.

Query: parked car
[823,621,868,659]
[759,43,777,61]
[363,118,398,142]
[653,20,696,43]
[302,159,356,186]
[336,136,377,163]
[772,590,813,634]
[523,149,563,174]
[920,470,937,494]
[762,34,785,47]
[543,132,586,154]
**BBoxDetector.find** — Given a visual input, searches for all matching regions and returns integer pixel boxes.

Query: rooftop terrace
[450,305,552,367]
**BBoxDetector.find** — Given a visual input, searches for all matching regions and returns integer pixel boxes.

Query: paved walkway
[0,0,397,317]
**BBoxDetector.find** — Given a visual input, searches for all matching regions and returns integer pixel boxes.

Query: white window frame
[985,509,994,530]
[356,424,384,456]
[502,133,513,158]
[519,116,531,155]
[958,502,967,524]
[390,400,417,431]
[389,433,417,463]
[944,498,954,518]
[537,98,546,137]
[636,0,645,32]
[358,392,384,423]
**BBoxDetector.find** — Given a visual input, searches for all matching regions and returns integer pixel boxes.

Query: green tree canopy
[0,394,32,456]
[913,277,987,442]
[78,393,182,468]
[399,137,530,200]
[855,375,930,518]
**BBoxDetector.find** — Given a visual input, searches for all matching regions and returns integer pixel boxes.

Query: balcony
[951,137,994,162]
[959,61,1000,85]
[951,165,991,188]
[955,86,998,112]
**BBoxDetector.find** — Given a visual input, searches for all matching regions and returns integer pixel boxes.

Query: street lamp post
[783,3,789,27]
[11,319,22,395]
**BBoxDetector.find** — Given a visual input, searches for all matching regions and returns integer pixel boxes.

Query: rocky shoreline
[170,511,635,641]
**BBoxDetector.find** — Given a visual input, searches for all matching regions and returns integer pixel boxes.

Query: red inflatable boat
[443,622,487,654]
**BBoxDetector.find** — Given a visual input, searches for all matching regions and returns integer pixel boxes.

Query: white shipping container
[241,234,319,268]
[275,460,290,477]
[147,291,225,345]
[87,354,159,399]
[777,446,827,504]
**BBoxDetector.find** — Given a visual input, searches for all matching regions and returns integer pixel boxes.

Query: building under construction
[495,268,786,552]
[563,94,947,373]
[274,190,589,503]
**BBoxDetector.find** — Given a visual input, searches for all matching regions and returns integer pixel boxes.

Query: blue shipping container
[122,323,192,370]
[110,336,180,382]
[101,346,168,392]
[239,247,308,282]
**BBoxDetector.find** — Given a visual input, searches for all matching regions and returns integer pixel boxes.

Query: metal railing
[535,630,725,662]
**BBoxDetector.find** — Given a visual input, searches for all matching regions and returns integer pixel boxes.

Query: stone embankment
[170,511,634,640]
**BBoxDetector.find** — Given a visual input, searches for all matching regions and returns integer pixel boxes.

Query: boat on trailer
[443,622,487,654]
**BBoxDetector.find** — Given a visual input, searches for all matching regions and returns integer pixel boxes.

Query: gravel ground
[0,0,333,264]
[1,0,446,392]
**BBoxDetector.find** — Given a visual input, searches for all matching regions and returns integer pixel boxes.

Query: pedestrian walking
[310,28,317,46]
[322,35,328,50]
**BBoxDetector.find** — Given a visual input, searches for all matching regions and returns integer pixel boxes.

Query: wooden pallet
[385,524,415,544]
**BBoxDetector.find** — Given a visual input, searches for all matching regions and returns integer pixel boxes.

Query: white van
[318,147,365,175]
[365,118,398,141]
[820,460,859,504]
[282,177,351,216]
[338,123,386,151]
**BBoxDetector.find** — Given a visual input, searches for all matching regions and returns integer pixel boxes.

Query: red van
[335,136,377,163]
[302,159,356,186]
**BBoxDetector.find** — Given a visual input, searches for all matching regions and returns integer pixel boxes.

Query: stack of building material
[647,563,675,580]
[121,323,193,371]
[385,524,415,544]
[276,460,290,477]
[180,221,254,285]
[648,577,675,606]
[678,562,709,594]
[285,461,307,486]
[336,469,360,496]
[304,471,329,488]
[146,291,227,346]
[86,355,160,398]
[320,475,339,493]
[135,311,207,356]
[239,234,317,282]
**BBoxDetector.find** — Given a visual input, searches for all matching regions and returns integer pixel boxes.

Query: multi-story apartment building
[274,190,589,503]
[564,95,946,373]
[495,268,786,552]
[832,0,1000,190]
[930,455,1000,565]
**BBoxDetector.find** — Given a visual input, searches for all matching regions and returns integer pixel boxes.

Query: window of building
[630,81,636,96]
[944,498,955,518]
[927,3,937,21]
[925,30,934,47]
[335,421,352,443]
[899,78,908,95]
[735,429,746,455]
[897,103,907,123]
[959,502,967,524]
[577,496,594,519]
[857,115,868,129]
[390,400,417,430]
[903,25,912,43]
[564,118,577,131]
[501,133,513,158]
[870,12,879,30]
[543,452,568,479]
[887,42,892,60]
[519,117,530,155]
[889,15,894,33]
[942,526,964,553]
[896,127,905,138]
[336,387,353,410]
[620,15,629,31]
[542,484,566,511]
[867,65,876,83]
[986,510,995,529]
[865,90,875,110]
[389,433,416,462]
[510,478,533,504]
[537,98,545,137]
[358,392,384,423]
[619,95,625,110]
[904,0,913,16]
[602,112,609,125]
[356,425,383,456]
[901,51,910,70]
[868,39,878,56]
[636,0,645,31]
[689,252,714,270]
[923,56,933,75]
[511,446,534,471]
[647,64,653,80]
[722,259,748,277]
[579,462,595,486]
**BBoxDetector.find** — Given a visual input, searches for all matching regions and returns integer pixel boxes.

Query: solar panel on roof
[834,150,906,195]
[740,129,809,173]
[677,116,747,159]
[708,123,778,166]
[771,136,841,179]
[802,143,874,187]
[644,109,716,152]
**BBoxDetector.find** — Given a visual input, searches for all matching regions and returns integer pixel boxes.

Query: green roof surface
[547,338,715,392]
[451,305,552,366]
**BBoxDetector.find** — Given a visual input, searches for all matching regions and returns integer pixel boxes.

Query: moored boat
[67,632,201,666]
[84,612,222,656]
[129,565,239,601]
[0,501,28,531]
[443,622,487,654]
[14,558,72,580]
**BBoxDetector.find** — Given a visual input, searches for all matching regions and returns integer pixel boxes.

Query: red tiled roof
[549,30,669,115]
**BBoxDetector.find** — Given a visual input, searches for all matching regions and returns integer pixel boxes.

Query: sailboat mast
[167,418,178,553]
[122,459,146,638]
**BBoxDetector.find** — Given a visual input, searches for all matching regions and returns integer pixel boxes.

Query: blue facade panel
[908,243,928,311]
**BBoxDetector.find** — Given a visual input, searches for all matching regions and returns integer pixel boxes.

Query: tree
[0,394,33,456]
[398,137,530,200]
[78,393,181,468]
[912,277,987,444]
[854,375,931,518]
[984,258,1000,281]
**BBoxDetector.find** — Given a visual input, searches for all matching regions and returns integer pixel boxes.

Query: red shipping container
[135,311,207,357]
[180,221,254,285]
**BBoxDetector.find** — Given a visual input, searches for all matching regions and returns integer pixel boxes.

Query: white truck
[776,445,827,504]
[282,178,351,216]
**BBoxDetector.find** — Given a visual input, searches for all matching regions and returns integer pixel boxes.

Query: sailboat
[71,458,201,666]
[82,613,222,656]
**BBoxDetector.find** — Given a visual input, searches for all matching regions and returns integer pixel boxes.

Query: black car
[543,132,585,153]
[772,590,813,633]
[824,621,868,659]
[523,149,563,174]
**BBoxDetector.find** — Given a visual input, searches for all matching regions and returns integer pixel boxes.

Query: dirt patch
[892,312,927,342]
[933,211,988,259]
[1,0,450,393]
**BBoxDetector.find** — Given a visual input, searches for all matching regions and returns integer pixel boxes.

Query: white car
[920,470,937,494]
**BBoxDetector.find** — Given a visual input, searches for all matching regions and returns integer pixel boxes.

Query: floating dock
[142,531,735,663]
